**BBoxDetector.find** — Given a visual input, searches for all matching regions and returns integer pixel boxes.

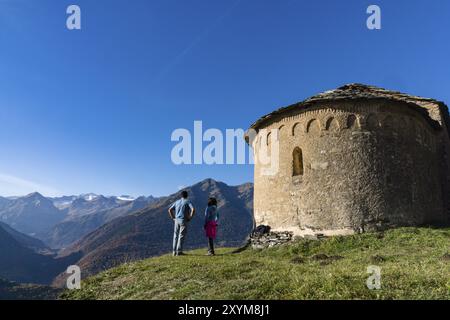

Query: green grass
[61,227,450,300]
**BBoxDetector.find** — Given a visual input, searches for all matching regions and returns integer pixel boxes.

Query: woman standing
[204,197,219,256]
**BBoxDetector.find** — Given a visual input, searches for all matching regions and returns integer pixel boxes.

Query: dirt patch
[370,255,386,263]
[291,256,305,264]
[311,254,343,265]
[441,253,450,261]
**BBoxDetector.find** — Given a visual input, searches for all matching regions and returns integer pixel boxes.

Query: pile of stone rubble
[250,225,293,249]
[249,225,330,249]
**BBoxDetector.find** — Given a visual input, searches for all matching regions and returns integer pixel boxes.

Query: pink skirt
[205,221,218,239]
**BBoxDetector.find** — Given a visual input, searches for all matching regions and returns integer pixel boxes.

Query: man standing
[168,190,195,256]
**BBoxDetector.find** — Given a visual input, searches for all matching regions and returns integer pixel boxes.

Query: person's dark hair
[181,191,188,199]
[208,197,217,206]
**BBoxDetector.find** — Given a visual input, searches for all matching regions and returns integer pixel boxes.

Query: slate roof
[249,83,447,131]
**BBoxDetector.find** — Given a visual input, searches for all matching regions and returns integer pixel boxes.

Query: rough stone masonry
[246,84,450,238]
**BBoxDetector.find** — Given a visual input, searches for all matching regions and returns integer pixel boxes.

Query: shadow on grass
[182,240,251,257]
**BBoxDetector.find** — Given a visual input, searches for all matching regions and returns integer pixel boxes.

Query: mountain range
[0,179,254,287]
[0,192,157,249]
[40,195,157,248]
[56,179,253,281]
[0,193,64,236]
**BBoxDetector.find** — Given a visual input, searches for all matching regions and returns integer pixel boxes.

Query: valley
[0,179,254,292]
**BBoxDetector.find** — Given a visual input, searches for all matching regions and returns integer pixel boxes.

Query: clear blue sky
[1,0,450,197]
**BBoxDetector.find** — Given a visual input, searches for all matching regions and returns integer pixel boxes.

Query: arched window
[293,147,303,177]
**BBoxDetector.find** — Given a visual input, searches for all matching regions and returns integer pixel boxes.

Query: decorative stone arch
[382,115,395,129]
[325,116,340,131]
[398,116,409,131]
[278,124,285,138]
[292,147,304,177]
[292,122,301,136]
[346,114,358,129]
[266,131,272,146]
[306,119,320,133]
[366,114,379,130]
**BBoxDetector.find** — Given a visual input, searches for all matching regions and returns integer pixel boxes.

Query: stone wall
[252,100,447,236]
[413,100,450,224]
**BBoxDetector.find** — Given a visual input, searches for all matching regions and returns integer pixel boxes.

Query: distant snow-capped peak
[81,193,99,201]
[116,195,136,202]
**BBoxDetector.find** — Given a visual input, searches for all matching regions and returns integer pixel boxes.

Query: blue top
[169,198,194,221]
[204,205,219,224]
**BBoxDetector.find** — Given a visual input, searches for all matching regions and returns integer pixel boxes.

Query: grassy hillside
[61,227,450,300]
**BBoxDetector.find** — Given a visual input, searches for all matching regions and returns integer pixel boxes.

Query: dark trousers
[208,237,214,254]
